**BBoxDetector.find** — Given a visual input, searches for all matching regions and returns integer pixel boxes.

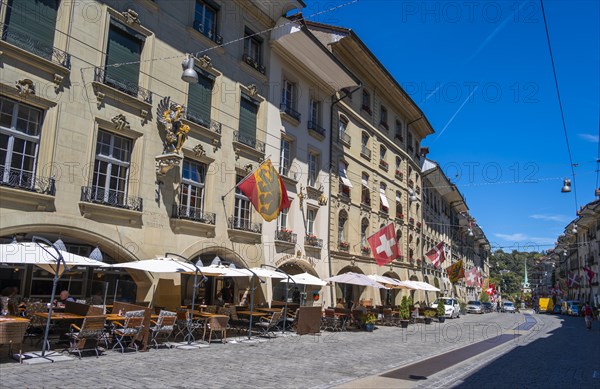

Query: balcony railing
[379,160,389,171]
[94,66,152,103]
[361,246,371,255]
[307,121,326,137]
[280,103,301,122]
[395,170,403,180]
[275,229,297,244]
[2,28,71,69]
[242,53,266,74]
[233,131,265,152]
[186,113,222,135]
[361,145,372,159]
[0,167,55,195]
[192,20,223,44]
[338,131,351,146]
[172,204,216,224]
[80,186,143,212]
[409,217,415,225]
[228,216,262,233]
[305,236,323,248]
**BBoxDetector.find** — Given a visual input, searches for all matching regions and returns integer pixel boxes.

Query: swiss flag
[583,267,596,284]
[465,267,480,287]
[486,283,495,295]
[425,242,446,268]
[367,223,400,266]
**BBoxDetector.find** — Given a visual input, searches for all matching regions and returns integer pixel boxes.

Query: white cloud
[578,133,599,143]
[495,233,527,241]
[494,233,555,247]
[530,214,570,223]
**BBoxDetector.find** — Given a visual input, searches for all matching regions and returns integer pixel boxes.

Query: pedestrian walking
[583,302,593,330]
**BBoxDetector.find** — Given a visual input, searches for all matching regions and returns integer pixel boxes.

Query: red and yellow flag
[446,260,465,284]
[237,159,291,222]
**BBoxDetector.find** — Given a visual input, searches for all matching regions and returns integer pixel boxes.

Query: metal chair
[67,315,107,358]
[255,311,282,338]
[149,310,177,349]
[112,310,144,353]
[173,309,203,342]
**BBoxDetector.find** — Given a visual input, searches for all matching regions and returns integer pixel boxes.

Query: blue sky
[303,0,600,252]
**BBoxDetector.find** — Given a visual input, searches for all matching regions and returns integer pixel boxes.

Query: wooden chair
[0,320,30,363]
[219,306,247,335]
[68,315,107,358]
[321,309,341,331]
[203,316,229,343]
[112,310,144,353]
[149,310,176,349]
[255,311,282,337]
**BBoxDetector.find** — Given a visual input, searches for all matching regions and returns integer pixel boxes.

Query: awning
[396,192,401,202]
[339,163,353,188]
[326,272,387,289]
[380,187,389,208]
[362,177,369,187]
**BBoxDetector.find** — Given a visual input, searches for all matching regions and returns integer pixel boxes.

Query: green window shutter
[3,0,58,60]
[104,21,143,97]
[186,73,213,127]
[239,96,257,142]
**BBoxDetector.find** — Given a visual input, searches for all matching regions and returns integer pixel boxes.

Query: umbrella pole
[248,275,255,340]
[40,261,61,358]
[187,270,198,344]
[102,280,109,312]
[113,279,119,303]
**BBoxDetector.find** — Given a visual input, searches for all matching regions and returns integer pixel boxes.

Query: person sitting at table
[335,298,345,309]
[351,300,367,314]
[55,290,75,307]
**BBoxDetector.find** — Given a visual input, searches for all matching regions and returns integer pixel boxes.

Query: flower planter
[424,317,432,325]
[400,320,409,328]
[365,323,375,332]
[438,316,446,323]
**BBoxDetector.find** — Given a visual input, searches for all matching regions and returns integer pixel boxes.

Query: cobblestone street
[3,312,597,388]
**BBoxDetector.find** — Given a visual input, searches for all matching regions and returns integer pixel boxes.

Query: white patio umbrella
[325,272,387,289]
[249,267,288,279]
[280,272,327,286]
[367,274,403,286]
[411,281,441,292]
[0,242,110,274]
[110,257,197,273]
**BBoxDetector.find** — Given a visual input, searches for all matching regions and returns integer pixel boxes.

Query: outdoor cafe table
[0,315,30,323]
[33,312,86,321]
[257,308,283,314]
[236,311,268,317]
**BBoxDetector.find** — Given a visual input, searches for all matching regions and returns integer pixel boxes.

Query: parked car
[567,301,580,316]
[502,301,516,313]
[431,298,460,318]
[482,302,493,313]
[466,300,483,314]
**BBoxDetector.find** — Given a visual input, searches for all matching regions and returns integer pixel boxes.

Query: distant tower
[522,258,531,293]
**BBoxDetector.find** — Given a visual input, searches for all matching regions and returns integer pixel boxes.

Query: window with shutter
[104,21,144,97]
[3,0,59,60]
[238,95,258,147]
[186,72,214,127]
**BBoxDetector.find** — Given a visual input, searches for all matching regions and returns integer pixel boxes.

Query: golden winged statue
[156,96,190,153]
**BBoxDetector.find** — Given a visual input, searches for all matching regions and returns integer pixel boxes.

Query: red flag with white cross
[367,223,400,266]
[425,241,446,269]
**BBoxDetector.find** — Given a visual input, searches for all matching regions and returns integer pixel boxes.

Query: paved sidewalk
[1,312,589,388]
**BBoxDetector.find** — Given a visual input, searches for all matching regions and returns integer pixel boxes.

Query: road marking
[380,334,518,381]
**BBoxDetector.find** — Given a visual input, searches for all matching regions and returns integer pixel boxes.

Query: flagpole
[220,155,271,201]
